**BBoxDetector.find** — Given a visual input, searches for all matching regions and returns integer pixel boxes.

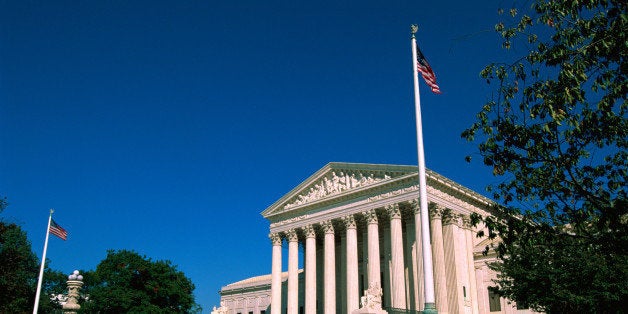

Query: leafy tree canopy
[463,0,627,312]
[0,197,39,313]
[0,220,39,313]
[82,249,199,313]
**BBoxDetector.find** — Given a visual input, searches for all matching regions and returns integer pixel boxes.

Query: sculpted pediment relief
[262,163,419,218]
[284,170,391,209]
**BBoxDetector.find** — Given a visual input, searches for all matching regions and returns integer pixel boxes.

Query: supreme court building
[215,162,534,314]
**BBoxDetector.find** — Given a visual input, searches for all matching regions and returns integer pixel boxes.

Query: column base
[352,308,388,314]
[422,303,437,314]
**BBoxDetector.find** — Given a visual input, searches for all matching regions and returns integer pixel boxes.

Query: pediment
[261,162,418,219]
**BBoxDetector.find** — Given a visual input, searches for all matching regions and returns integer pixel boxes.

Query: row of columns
[270,202,478,314]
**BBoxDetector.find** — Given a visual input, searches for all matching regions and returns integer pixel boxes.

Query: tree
[462,0,627,312]
[37,268,72,313]
[82,249,199,313]
[0,197,40,313]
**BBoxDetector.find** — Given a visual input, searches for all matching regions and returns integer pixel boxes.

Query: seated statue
[360,281,383,310]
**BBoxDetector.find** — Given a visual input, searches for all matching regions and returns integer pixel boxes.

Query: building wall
[216,163,539,314]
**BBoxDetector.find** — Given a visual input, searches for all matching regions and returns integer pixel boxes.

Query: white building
[216,162,533,314]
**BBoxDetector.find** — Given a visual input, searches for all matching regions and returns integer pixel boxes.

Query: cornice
[263,162,495,232]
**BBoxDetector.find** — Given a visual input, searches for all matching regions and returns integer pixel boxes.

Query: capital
[303,225,316,238]
[365,209,378,224]
[428,205,445,220]
[286,228,299,242]
[322,220,335,234]
[408,199,421,215]
[343,215,357,229]
[442,210,461,226]
[385,203,401,219]
[461,214,473,230]
[269,232,283,246]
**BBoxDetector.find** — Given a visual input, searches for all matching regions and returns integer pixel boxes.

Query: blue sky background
[1,1,514,311]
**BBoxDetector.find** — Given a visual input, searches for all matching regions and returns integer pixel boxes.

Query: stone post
[63,270,83,314]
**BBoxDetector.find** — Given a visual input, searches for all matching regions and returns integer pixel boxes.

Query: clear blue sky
[1,1,511,311]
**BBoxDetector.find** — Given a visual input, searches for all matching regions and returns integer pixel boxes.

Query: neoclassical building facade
[216,162,533,314]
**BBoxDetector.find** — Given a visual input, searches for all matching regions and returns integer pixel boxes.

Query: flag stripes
[416,44,441,94]
[50,219,67,240]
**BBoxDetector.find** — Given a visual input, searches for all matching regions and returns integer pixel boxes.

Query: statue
[211,301,229,314]
[352,282,387,314]
[362,282,383,309]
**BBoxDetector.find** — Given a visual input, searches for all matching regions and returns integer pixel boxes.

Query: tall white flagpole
[33,209,53,314]
[410,25,438,314]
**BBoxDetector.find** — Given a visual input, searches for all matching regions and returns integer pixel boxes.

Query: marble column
[442,212,462,313]
[344,215,359,313]
[430,205,449,314]
[410,200,425,311]
[304,225,317,314]
[270,233,283,314]
[366,209,381,287]
[387,203,407,309]
[322,220,336,314]
[287,229,299,314]
[462,216,480,314]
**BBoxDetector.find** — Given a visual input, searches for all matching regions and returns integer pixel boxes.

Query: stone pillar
[270,233,283,314]
[429,205,449,314]
[322,220,336,314]
[442,212,461,313]
[304,225,317,314]
[344,215,360,313]
[366,209,381,288]
[387,203,407,309]
[287,229,299,314]
[63,271,83,314]
[410,200,425,311]
[462,216,480,314]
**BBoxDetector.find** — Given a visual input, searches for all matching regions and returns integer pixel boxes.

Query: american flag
[416,44,441,94]
[50,219,67,240]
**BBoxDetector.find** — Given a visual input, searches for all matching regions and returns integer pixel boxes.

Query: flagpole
[33,209,53,314]
[411,25,437,314]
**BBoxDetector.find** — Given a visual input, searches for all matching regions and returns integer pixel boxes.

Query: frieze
[284,170,393,210]
[269,214,309,228]
[427,182,488,213]
[367,185,419,202]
